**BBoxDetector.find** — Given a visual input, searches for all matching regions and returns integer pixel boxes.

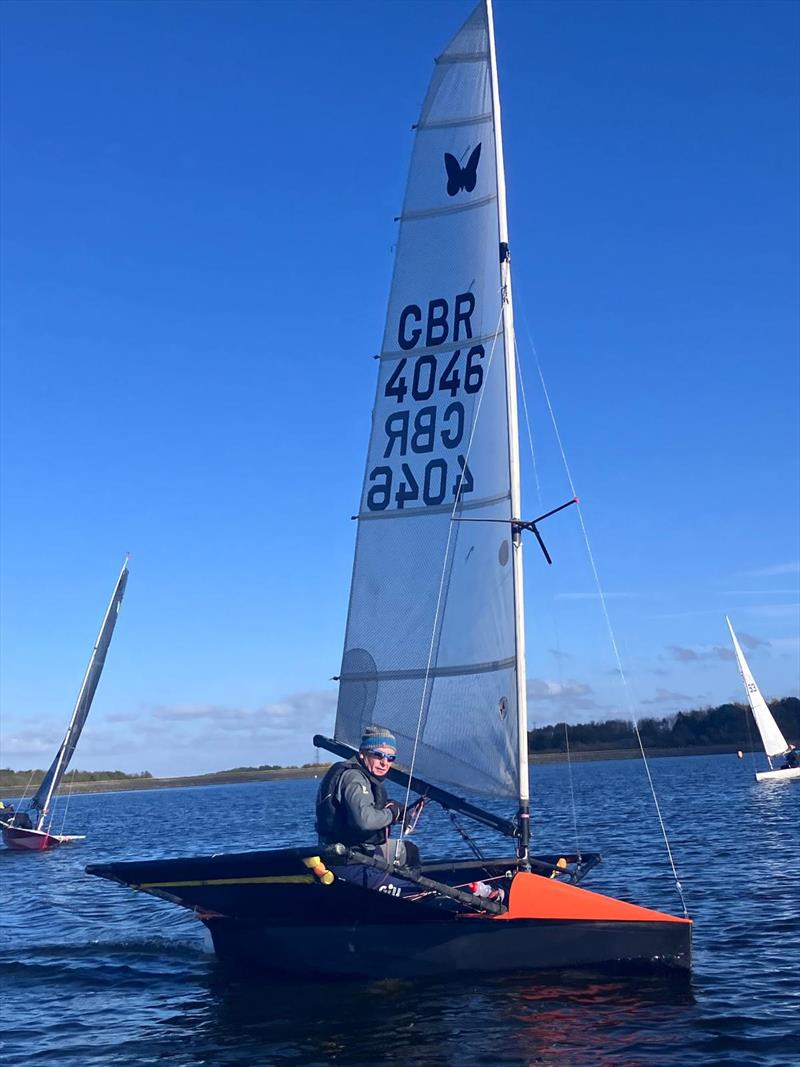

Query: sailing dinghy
[726,616,800,782]
[87,1,691,976]
[1,557,130,851]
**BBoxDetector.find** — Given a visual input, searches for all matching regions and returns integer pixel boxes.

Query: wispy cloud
[149,689,337,736]
[526,678,609,718]
[641,687,694,706]
[746,603,800,620]
[722,590,799,596]
[667,644,737,663]
[735,562,800,579]
[769,636,800,655]
[737,631,770,651]
[0,689,339,772]
[0,724,61,758]
[647,609,727,620]
[555,592,635,602]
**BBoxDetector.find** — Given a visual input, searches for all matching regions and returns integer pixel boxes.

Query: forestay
[726,617,788,760]
[32,559,130,826]
[335,2,520,798]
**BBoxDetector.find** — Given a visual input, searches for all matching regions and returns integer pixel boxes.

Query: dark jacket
[315,756,393,848]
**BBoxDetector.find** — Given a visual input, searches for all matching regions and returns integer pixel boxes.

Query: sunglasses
[367,749,396,763]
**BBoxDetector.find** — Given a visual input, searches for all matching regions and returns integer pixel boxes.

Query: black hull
[87,845,691,979]
[206,915,691,980]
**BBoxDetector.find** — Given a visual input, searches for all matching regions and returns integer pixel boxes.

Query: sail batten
[334,1,520,799]
[381,328,502,362]
[418,114,493,131]
[357,491,511,523]
[341,656,516,684]
[401,194,498,222]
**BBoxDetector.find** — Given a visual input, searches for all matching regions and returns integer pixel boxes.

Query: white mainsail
[726,616,788,762]
[335,0,524,798]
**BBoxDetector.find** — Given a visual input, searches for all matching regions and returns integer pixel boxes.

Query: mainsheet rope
[400,305,507,841]
[515,315,689,918]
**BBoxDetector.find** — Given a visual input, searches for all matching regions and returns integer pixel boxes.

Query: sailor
[782,743,799,770]
[0,803,32,829]
[316,725,418,865]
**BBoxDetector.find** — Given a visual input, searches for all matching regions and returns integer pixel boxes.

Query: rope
[516,313,689,918]
[12,767,40,815]
[400,305,506,836]
[446,808,486,860]
[56,768,78,837]
[515,340,542,505]
[515,336,584,858]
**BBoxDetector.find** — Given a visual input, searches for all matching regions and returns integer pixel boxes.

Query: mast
[485,0,530,860]
[33,556,130,829]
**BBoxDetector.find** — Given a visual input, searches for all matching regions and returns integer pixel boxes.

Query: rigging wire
[13,767,40,814]
[515,340,542,504]
[516,312,689,917]
[447,809,487,861]
[400,306,507,839]
[56,768,78,837]
[516,337,583,859]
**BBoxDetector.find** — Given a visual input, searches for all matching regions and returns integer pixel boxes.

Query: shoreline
[0,745,755,797]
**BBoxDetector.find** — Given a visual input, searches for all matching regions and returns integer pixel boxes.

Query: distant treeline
[528,698,800,752]
[0,768,153,789]
[215,763,326,774]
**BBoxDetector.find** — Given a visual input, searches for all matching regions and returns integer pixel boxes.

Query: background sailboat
[87,1,691,976]
[726,616,800,782]
[1,557,130,850]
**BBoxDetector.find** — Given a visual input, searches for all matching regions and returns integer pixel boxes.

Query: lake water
[1,753,797,1065]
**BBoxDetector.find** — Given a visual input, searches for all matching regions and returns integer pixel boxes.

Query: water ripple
[1,756,798,1065]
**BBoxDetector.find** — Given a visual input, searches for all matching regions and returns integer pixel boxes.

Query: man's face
[360,746,396,778]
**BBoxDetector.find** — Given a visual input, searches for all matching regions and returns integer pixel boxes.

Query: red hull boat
[1,823,84,851]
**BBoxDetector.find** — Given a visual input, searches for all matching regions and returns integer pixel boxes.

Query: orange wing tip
[501,871,691,924]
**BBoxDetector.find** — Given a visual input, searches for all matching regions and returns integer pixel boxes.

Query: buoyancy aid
[315,756,389,848]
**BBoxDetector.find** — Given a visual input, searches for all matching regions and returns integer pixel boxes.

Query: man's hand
[384,800,403,823]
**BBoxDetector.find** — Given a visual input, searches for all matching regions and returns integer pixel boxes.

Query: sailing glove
[384,800,403,823]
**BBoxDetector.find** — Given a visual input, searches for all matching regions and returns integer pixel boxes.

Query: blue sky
[1,0,798,776]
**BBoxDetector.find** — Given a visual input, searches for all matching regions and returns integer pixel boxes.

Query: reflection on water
[1,754,797,1066]
[194,967,695,1067]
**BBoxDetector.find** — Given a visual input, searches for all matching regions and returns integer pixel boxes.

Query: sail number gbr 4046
[367,292,485,513]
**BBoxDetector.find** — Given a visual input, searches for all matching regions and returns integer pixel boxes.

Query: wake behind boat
[726,616,800,782]
[87,1,691,976]
[1,557,130,851]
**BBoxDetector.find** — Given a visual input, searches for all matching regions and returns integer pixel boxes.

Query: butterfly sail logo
[444,143,482,197]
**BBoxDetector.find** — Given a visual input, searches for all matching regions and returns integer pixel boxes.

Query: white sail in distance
[726,616,788,760]
[335,1,522,798]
